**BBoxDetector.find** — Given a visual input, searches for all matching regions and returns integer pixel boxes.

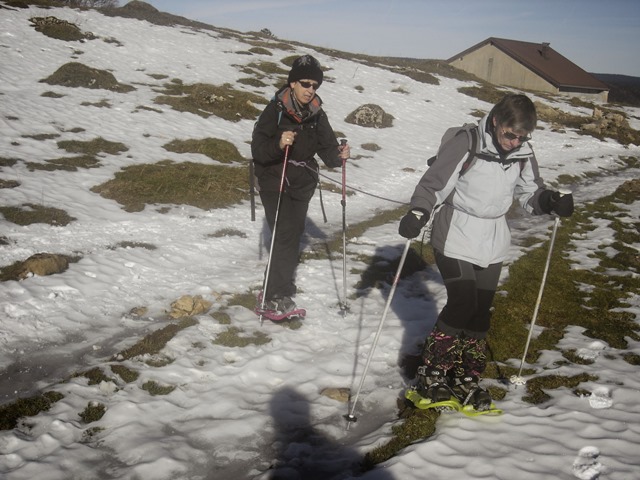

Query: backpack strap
[250,99,283,221]
[458,126,478,177]
[426,124,479,177]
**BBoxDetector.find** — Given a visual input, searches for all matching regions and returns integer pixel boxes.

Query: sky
[2,3,640,480]
[141,0,640,77]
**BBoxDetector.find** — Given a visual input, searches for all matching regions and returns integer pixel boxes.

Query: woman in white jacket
[399,94,574,411]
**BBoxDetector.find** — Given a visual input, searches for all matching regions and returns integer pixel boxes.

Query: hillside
[593,73,640,106]
[104,1,640,108]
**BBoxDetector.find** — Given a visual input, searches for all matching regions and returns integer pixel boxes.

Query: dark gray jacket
[251,86,342,202]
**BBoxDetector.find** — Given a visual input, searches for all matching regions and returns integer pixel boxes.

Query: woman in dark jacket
[251,55,350,317]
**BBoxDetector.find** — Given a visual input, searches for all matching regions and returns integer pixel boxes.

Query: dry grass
[91,161,250,212]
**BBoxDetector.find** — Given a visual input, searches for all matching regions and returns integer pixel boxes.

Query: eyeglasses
[502,128,531,143]
[298,80,319,91]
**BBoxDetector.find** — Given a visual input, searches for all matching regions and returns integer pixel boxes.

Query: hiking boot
[264,295,297,314]
[459,336,487,378]
[452,375,492,411]
[416,367,453,403]
[421,328,463,375]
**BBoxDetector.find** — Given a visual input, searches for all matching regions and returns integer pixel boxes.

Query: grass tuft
[163,137,245,164]
[115,317,198,361]
[91,161,249,212]
[0,203,76,226]
[79,402,106,423]
[142,380,176,396]
[110,364,140,383]
[208,228,247,238]
[26,155,100,171]
[522,373,598,404]
[0,392,65,430]
[40,62,134,93]
[71,367,113,385]
[154,82,266,121]
[212,326,271,347]
[57,137,128,156]
[362,408,439,470]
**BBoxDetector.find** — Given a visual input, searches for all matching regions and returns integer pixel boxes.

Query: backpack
[426,123,478,176]
[249,100,284,221]
[427,123,529,177]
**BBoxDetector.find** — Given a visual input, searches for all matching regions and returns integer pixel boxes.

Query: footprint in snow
[572,446,603,480]
[588,386,613,409]
[577,340,607,361]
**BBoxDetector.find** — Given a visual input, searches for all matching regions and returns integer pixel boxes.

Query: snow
[1,4,640,480]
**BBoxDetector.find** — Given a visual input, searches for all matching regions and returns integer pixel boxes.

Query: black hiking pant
[259,190,309,301]
[434,249,502,339]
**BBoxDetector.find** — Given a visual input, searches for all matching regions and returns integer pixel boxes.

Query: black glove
[540,190,574,217]
[399,208,429,239]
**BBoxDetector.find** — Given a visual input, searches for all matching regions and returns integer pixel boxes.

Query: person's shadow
[259,386,395,479]
[257,211,329,255]
[355,240,441,382]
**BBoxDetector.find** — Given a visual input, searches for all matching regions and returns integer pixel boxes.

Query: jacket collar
[479,114,533,163]
[276,86,322,123]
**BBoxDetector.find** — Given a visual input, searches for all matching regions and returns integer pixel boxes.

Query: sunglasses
[502,128,531,143]
[298,80,319,91]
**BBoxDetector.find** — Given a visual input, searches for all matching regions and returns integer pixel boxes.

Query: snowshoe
[255,306,306,322]
[452,375,502,416]
[417,367,454,401]
[405,367,459,411]
[457,403,503,417]
[405,387,461,412]
[255,294,306,322]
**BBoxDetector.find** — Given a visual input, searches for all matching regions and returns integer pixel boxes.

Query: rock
[345,104,394,128]
[169,294,212,318]
[580,107,629,136]
[320,387,350,403]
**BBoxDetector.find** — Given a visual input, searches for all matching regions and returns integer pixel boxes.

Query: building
[448,37,609,102]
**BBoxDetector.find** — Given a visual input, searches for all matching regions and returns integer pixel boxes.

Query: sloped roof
[448,37,609,91]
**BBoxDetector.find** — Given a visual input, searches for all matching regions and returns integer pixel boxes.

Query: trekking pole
[258,144,291,325]
[339,139,349,314]
[510,189,570,385]
[345,238,412,427]
[249,159,256,221]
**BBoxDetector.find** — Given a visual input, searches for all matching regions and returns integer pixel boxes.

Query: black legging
[434,249,502,339]
[259,190,310,300]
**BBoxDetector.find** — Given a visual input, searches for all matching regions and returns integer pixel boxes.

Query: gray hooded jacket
[409,114,550,267]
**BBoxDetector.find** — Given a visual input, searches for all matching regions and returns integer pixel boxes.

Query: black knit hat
[287,55,324,86]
